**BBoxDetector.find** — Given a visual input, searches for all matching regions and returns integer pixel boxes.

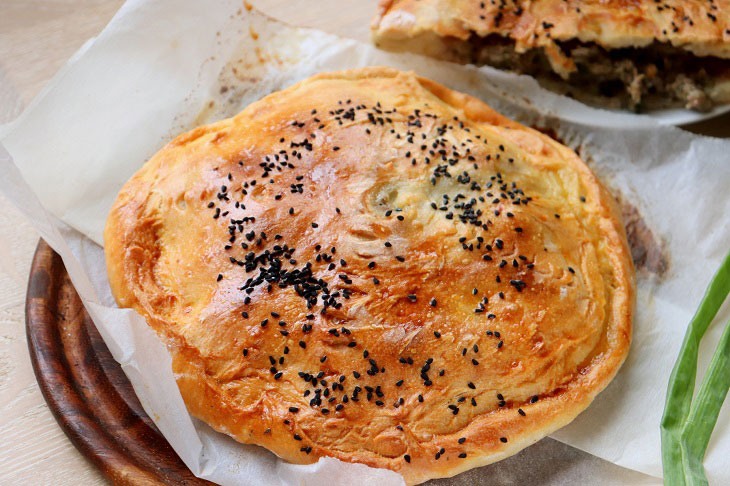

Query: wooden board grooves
[25,240,211,485]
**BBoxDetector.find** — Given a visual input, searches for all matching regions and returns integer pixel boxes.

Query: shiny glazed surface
[104,67,634,484]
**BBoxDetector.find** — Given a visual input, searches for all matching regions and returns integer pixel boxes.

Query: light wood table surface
[0,1,725,484]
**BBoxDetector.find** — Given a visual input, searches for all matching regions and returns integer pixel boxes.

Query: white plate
[641,104,730,126]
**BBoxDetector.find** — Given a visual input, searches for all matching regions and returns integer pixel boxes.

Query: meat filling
[463,34,730,111]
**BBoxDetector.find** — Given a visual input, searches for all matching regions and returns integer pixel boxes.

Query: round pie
[104,67,634,484]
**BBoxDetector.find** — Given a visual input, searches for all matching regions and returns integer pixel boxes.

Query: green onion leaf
[661,250,730,486]
[679,319,730,486]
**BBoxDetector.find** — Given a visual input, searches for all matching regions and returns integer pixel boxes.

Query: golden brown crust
[104,67,634,485]
[372,0,730,66]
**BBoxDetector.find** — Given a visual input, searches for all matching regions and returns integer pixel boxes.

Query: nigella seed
[459,453,467,458]
[458,437,466,444]
[404,454,411,463]
[500,437,508,443]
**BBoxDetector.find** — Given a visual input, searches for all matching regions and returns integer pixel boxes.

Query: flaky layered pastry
[105,67,634,484]
[372,0,730,111]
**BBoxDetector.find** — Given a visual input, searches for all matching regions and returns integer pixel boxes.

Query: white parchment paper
[2,0,729,484]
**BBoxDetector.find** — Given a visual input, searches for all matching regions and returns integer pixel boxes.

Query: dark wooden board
[25,239,212,486]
